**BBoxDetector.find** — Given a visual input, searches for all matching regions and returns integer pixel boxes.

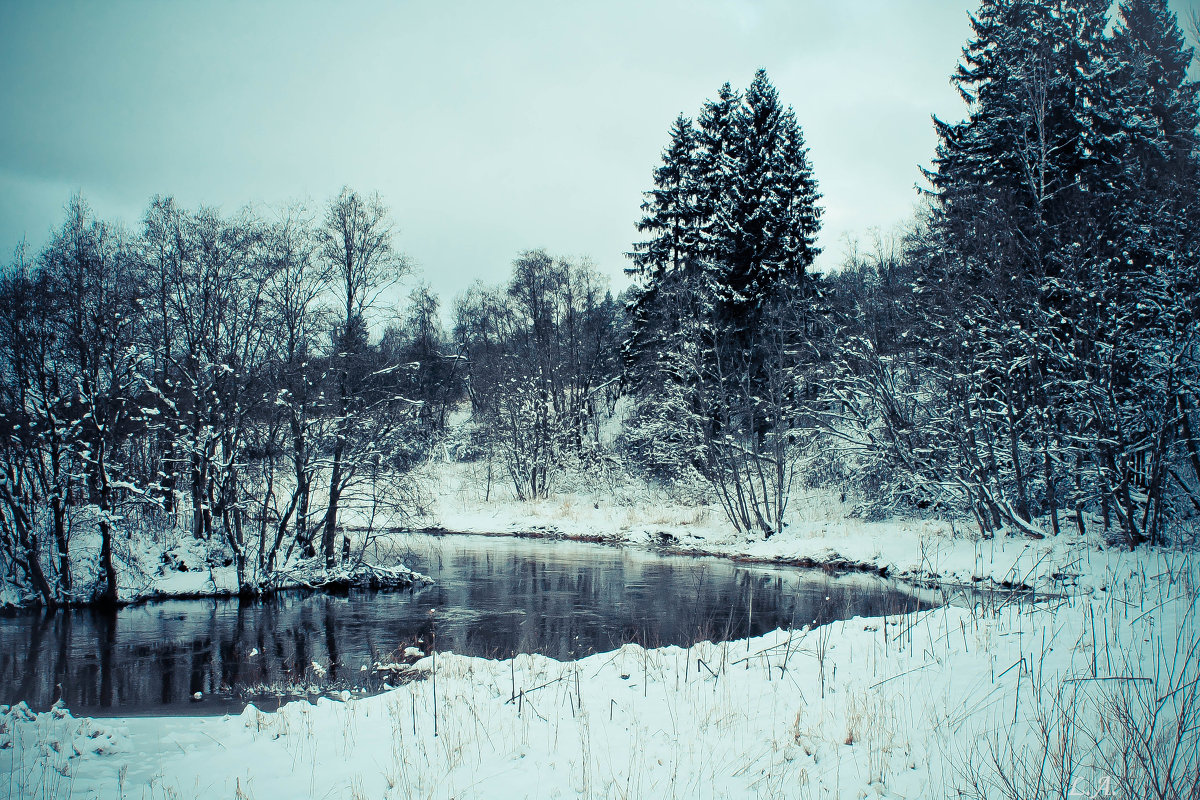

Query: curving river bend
[0,533,933,715]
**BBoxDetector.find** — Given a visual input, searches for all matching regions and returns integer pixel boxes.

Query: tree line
[821,0,1200,548]
[0,185,626,605]
[623,0,1200,544]
[0,191,443,604]
[1,0,1198,606]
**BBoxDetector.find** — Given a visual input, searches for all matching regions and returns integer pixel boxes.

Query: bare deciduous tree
[317,188,407,568]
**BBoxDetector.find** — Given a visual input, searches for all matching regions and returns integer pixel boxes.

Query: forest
[1,0,1199,610]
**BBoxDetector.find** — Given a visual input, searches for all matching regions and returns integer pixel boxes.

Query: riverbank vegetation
[1,0,1199,612]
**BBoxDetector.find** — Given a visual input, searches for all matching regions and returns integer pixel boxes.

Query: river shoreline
[4,544,1193,799]
[0,516,1106,612]
[1,532,934,717]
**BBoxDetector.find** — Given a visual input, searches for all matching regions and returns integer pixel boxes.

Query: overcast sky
[2,0,1198,306]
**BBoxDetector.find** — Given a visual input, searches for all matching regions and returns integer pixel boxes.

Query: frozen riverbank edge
[0,556,434,612]
[2,455,1174,608]
[422,501,1142,598]
[4,542,1196,799]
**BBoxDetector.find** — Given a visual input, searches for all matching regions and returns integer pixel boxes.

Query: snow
[4,459,1194,797]
[0,509,431,608]
[417,461,1140,595]
[4,548,1194,799]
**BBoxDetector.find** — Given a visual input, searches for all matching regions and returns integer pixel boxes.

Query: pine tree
[626,71,822,385]
[910,0,1200,544]
[724,69,821,320]
[1099,0,1200,541]
[629,114,701,284]
[1112,0,1200,182]
[624,114,700,393]
[694,81,744,302]
[928,0,1112,266]
[622,71,823,536]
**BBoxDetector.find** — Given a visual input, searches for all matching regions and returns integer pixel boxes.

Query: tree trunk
[94,436,119,608]
[1006,401,1031,523]
[191,450,206,540]
[51,496,70,594]
[94,488,118,608]
[1042,429,1059,537]
[1178,395,1200,488]
[49,435,71,594]
[1073,455,1087,538]
[266,490,299,578]
[97,517,119,607]
[5,495,56,607]
[322,452,343,570]
[1104,450,1145,550]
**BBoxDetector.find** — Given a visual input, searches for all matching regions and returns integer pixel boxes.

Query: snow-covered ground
[4,546,1195,799]
[421,460,1160,596]
[4,460,1196,798]
[1,458,1143,608]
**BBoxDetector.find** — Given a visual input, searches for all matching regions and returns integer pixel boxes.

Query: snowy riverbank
[0,524,433,610]
[2,456,1167,610]
[4,463,1196,797]
[421,460,1171,596]
[4,546,1195,799]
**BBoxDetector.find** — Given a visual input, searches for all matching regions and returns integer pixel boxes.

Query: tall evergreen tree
[902,0,1200,544]
[626,70,821,384]
[628,114,701,284]
[624,114,700,393]
[622,71,823,536]
[723,69,821,318]
[1101,0,1200,541]
[1112,0,1200,182]
[694,81,744,302]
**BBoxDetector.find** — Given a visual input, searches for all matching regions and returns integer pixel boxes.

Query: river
[0,533,931,715]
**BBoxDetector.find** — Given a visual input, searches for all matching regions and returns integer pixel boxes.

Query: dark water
[0,533,932,716]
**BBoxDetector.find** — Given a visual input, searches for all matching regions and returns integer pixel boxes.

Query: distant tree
[455,251,617,501]
[380,282,462,446]
[317,188,408,568]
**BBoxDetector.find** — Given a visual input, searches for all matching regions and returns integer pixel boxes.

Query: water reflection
[0,533,930,715]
